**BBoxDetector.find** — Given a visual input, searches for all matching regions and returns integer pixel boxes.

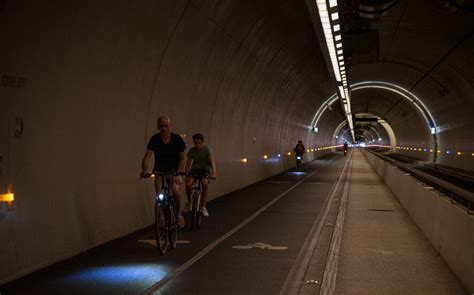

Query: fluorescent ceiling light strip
[316,0,354,140]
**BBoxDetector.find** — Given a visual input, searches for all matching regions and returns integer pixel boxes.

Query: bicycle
[188,172,216,230]
[295,152,303,169]
[141,171,186,255]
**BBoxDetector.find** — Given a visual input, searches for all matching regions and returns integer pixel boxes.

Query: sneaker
[200,207,209,217]
[177,214,185,228]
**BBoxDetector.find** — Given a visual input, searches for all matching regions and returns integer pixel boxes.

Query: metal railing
[366,149,474,215]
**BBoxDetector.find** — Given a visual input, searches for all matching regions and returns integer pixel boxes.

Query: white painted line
[232,242,288,250]
[279,156,351,295]
[138,239,191,247]
[176,240,191,244]
[267,246,288,250]
[266,181,294,184]
[320,159,352,295]
[143,168,320,295]
[305,182,329,185]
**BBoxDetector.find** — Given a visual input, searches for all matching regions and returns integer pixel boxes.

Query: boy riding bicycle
[185,133,217,217]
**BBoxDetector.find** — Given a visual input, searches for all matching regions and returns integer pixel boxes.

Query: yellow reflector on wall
[0,193,14,202]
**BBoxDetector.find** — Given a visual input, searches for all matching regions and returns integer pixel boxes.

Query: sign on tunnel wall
[0,75,27,88]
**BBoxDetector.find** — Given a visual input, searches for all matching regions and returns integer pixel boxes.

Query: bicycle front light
[297,156,302,160]
[157,193,164,201]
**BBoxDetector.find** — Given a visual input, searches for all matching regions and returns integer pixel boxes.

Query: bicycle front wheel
[190,192,200,230]
[155,203,168,255]
[169,204,178,250]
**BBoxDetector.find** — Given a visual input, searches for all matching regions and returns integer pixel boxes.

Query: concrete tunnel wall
[0,0,341,282]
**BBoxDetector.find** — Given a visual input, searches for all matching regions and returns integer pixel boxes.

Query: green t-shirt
[187,146,213,172]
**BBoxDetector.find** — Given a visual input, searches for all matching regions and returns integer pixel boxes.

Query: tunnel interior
[0,0,473,284]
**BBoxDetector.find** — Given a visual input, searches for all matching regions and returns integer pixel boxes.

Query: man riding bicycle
[141,115,187,228]
[185,133,217,217]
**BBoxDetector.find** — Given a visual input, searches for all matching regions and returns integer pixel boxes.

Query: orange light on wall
[287,152,292,156]
[263,155,268,159]
[1,184,14,202]
[456,151,462,156]
[0,193,14,202]
[240,158,248,163]
[430,149,433,153]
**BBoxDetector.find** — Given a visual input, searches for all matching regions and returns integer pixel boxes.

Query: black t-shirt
[147,132,186,172]
[294,144,305,153]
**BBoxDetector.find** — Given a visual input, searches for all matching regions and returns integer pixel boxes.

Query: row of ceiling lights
[315,0,354,140]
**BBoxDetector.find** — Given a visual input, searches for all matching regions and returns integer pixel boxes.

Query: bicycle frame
[155,175,174,206]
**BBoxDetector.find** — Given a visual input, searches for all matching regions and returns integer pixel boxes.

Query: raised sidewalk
[333,150,465,294]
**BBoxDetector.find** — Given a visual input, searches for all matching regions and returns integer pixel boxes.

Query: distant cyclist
[185,133,217,217]
[294,140,306,156]
[343,142,348,156]
[141,115,187,228]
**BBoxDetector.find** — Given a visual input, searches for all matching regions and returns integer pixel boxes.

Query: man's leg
[171,184,185,227]
[185,176,193,201]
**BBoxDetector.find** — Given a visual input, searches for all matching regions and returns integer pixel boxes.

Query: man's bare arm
[141,150,153,173]
[177,151,187,173]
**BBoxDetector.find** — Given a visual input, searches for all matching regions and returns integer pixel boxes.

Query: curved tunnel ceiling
[309,0,473,170]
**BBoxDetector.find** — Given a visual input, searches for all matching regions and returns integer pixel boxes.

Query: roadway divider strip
[279,154,352,295]
[319,156,353,294]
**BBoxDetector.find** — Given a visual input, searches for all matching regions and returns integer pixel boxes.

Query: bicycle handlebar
[188,174,216,180]
[140,171,187,179]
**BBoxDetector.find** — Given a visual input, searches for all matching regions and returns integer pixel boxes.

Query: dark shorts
[189,169,211,178]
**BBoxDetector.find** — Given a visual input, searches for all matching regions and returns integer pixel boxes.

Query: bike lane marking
[142,167,321,295]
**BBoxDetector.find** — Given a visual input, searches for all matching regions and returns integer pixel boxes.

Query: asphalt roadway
[1,153,350,295]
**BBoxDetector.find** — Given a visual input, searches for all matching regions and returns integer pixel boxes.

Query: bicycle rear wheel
[155,203,168,255]
[190,192,201,230]
[168,204,178,249]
